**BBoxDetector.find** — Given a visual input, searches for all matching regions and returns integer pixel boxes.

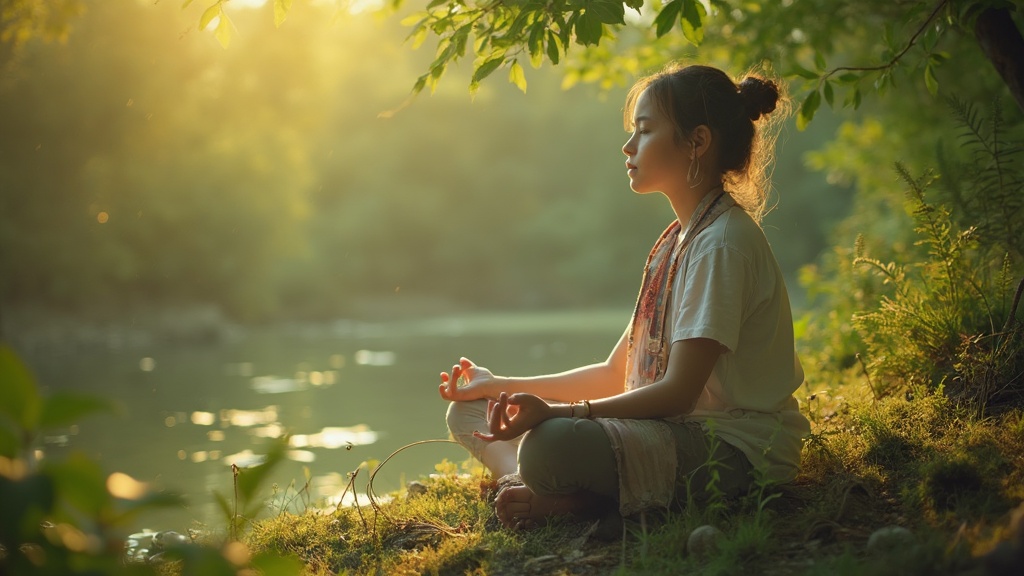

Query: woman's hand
[473,392,552,442]
[439,357,499,402]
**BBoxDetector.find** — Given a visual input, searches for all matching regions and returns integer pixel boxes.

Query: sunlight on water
[291,425,378,449]
[221,407,278,427]
[250,376,306,394]
[190,411,216,426]
[223,449,266,468]
[354,350,396,366]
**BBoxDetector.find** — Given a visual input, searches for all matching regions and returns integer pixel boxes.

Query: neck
[665,181,723,226]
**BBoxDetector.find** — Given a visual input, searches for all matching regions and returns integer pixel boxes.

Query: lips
[625,161,637,170]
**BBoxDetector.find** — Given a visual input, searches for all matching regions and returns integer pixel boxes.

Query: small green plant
[0,343,180,574]
[852,158,1022,408]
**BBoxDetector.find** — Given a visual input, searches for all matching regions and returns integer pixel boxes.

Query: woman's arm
[474,337,723,442]
[587,337,722,419]
[439,325,630,403]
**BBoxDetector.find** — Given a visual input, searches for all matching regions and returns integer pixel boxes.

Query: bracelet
[568,400,592,419]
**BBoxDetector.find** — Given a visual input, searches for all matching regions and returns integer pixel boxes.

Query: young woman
[439,63,810,529]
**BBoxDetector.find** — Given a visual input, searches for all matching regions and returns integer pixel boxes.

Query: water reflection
[25,311,628,530]
[354,350,396,366]
[186,402,380,467]
[291,425,378,449]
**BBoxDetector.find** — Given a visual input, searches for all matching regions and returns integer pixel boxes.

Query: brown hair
[623,63,788,222]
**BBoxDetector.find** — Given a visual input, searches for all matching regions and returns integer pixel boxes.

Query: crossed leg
[499,417,619,529]
[494,484,598,529]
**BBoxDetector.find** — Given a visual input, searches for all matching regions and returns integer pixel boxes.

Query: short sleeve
[670,244,752,352]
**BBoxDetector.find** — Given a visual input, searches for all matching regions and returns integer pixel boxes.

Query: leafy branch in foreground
[399,0,642,96]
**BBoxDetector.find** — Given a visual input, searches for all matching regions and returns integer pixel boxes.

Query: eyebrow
[630,115,651,128]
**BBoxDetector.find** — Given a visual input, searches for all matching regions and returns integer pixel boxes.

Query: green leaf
[813,50,827,72]
[787,63,818,80]
[528,23,545,68]
[411,73,428,95]
[546,31,560,64]
[399,13,427,27]
[680,0,706,45]
[43,453,108,518]
[587,0,625,25]
[472,56,504,85]
[236,439,287,503]
[654,0,682,38]
[274,0,292,28]
[0,344,41,432]
[796,89,820,131]
[214,13,233,48]
[574,11,603,46]
[924,64,938,96]
[40,392,116,430]
[844,86,862,110]
[199,3,220,30]
[509,60,527,92]
[213,490,234,523]
[624,0,644,10]
[823,80,834,107]
[836,72,859,84]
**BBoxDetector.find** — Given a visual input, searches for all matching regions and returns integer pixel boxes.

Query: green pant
[446,400,754,506]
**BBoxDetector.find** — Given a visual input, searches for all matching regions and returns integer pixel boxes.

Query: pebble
[407,481,428,497]
[687,525,724,557]
[866,525,914,554]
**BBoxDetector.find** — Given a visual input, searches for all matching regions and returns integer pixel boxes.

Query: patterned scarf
[624,189,735,390]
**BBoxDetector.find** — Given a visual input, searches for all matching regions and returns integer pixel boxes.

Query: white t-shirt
[667,205,810,482]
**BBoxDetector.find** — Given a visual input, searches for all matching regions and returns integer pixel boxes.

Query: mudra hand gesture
[438,357,497,402]
[473,392,553,442]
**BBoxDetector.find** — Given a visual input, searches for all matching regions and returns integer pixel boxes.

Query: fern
[940,96,1024,262]
[848,96,1024,410]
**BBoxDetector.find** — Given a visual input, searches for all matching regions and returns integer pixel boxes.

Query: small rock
[866,525,914,554]
[687,525,724,557]
[151,531,189,550]
[407,481,428,497]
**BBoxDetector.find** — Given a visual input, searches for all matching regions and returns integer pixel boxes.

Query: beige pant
[446,399,754,505]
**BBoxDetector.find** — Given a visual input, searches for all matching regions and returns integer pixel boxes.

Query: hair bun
[738,77,779,121]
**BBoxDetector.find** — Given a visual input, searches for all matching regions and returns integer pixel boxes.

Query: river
[24,309,629,534]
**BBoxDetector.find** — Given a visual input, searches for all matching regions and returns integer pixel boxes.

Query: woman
[439,63,810,529]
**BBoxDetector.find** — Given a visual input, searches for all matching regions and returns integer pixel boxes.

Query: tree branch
[821,0,948,83]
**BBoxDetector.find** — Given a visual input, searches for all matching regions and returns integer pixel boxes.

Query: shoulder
[689,206,767,260]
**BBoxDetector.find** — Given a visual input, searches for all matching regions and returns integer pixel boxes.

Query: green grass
[235,370,1023,575]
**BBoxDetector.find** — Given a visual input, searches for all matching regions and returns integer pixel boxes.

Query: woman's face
[622,88,691,195]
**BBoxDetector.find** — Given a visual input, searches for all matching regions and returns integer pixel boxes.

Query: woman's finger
[488,398,504,433]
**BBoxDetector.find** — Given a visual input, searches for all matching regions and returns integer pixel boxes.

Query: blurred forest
[0,0,850,326]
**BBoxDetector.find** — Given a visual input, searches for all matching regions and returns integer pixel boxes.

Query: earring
[687,146,703,187]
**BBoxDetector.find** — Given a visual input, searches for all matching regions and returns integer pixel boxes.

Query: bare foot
[493,484,591,530]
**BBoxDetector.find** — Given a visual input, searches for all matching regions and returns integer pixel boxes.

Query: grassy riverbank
[234,370,1024,575]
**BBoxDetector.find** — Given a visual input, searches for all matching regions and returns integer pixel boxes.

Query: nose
[622,133,636,156]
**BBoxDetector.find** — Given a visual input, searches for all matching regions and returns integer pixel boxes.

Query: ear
[689,125,713,158]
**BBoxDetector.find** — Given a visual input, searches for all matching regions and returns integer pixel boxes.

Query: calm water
[25,309,628,533]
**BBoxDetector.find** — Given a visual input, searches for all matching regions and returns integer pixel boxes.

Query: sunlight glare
[107,472,148,499]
